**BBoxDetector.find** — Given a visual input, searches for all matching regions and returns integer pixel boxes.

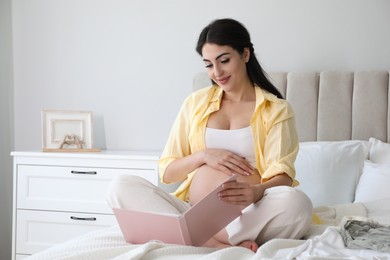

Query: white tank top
[205,126,256,167]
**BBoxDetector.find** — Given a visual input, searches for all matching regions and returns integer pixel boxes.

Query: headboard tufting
[192,71,390,143]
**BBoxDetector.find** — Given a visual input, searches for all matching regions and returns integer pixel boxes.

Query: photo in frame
[41,110,100,152]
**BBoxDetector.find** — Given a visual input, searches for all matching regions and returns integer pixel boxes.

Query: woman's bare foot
[202,238,258,252]
[238,240,258,252]
[202,237,230,249]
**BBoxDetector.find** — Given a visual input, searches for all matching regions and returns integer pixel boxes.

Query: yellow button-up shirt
[159,85,299,202]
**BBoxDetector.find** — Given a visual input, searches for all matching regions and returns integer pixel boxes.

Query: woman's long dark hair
[196,18,283,99]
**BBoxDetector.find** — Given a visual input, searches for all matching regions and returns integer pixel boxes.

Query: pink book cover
[113,175,242,246]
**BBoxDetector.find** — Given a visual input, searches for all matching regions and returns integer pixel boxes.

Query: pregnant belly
[189,165,262,205]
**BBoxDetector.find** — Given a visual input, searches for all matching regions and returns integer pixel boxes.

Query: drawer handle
[70,216,97,221]
[71,170,97,175]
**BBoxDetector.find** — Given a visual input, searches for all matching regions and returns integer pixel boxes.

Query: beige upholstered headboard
[192,71,390,143]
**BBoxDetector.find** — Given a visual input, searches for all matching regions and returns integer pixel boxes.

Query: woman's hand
[217,181,266,207]
[218,173,293,207]
[202,149,254,176]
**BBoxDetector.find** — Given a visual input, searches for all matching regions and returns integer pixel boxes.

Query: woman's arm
[260,101,299,185]
[162,152,204,183]
[252,173,292,201]
[218,173,292,207]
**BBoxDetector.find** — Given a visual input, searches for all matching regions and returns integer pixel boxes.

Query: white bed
[26,71,390,259]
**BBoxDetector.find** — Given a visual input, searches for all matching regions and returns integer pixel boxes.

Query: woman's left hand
[217,181,266,207]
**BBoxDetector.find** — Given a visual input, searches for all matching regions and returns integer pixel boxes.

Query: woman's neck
[223,83,255,102]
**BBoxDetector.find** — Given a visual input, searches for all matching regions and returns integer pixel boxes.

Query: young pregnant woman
[107,18,312,252]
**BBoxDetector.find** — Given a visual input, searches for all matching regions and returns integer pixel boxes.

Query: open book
[113,175,242,246]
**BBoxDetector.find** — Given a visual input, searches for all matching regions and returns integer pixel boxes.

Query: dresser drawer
[17,165,154,213]
[16,209,116,255]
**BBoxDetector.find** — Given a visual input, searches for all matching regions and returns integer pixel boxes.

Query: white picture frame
[41,110,97,151]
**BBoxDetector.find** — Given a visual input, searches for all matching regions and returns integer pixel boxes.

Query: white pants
[106,175,313,245]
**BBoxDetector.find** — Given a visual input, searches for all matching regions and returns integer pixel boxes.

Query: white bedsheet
[26,198,390,260]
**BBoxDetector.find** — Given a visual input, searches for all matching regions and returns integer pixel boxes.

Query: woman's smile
[217,76,231,85]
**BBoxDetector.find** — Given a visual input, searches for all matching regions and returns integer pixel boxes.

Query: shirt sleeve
[158,95,193,184]
[260,100,300,186]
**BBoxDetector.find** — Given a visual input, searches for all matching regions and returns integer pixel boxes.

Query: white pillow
[369,137,390,164]
[295,140,369,207]
[354,160,390,203]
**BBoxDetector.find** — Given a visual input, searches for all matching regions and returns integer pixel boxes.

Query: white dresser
[11,151,160,260]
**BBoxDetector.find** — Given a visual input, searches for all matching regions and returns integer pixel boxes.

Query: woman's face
[201,43,250,91]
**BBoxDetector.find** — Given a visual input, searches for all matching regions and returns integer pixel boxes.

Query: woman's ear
[243,48,250,63]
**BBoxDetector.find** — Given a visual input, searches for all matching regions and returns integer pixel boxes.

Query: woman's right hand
[201,149,254,176]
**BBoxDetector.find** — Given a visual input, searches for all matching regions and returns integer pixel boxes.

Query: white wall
[0,0,13,258]
[12,0,390,152]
